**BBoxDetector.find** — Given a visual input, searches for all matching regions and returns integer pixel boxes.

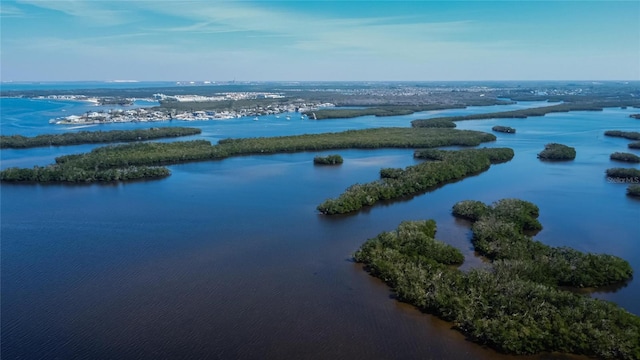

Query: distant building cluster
[152,92,285,102]
[50,99,334,124]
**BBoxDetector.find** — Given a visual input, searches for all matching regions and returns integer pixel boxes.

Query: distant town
[43,92,335,124]
[5,81,636,125]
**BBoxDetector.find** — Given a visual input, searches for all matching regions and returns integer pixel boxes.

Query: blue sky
[1,1,638,81]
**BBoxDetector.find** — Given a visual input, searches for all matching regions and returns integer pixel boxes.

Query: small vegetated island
[604,130,640,154]
[491,125,516,133]
[0,127,496,183]
[606,167,640,197]
[313,154,343,165]
[610,152,640,163]
[316,148,514,215]
[604,130,640,141]
[606,167,640,181]
[0,127,201,149]
[537,143,576,161]
[354,198,637,359]
[627,184,640,197]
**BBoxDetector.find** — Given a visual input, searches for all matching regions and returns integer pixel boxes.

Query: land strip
[317,148,513,215]
[0,127,201,149]
[303,98,513,120]
[0,128,496,183]
[411,100,640,127]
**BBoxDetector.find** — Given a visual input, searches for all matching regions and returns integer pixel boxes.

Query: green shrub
[0,127,201,149]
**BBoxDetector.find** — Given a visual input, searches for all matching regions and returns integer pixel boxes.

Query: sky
[1,0,639,81]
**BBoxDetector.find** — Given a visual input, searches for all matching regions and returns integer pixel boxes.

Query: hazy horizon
[1,1,639,82]
[2,79,639,84]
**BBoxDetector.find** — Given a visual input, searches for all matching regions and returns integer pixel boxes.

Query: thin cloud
[16,0,133,25]
[135,1,483,58]
[148,22,248,35]
[0,4,25,17]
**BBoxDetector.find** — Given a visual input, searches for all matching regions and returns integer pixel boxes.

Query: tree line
[0,165,170,183]
[0,127,201,149]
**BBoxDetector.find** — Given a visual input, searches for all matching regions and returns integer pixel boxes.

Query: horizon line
[3,79,639,83]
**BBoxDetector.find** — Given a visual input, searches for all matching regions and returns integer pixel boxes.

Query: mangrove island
[492,125,516,133]
[627,184,640,197]
[606,167,640,182]
[354,198,637,359]
[610,152,640,163]
[313,154,343,165]
[0,127,497,183]
[317,148,514,215]
[604,130,640,141]
[0,127,202,149]
[537,143,576,161]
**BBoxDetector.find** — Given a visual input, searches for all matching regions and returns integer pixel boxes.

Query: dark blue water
[1,96,639,359]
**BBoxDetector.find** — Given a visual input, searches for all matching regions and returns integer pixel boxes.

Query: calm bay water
[1,95,639,359]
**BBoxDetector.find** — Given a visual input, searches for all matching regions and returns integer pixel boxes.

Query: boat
[286,115,291,120]
[253,117,259,121]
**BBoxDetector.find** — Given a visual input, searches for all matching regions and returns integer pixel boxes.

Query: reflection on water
[2,101,639,359]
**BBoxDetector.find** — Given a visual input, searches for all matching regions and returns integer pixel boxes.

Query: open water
[1,90,639,359]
